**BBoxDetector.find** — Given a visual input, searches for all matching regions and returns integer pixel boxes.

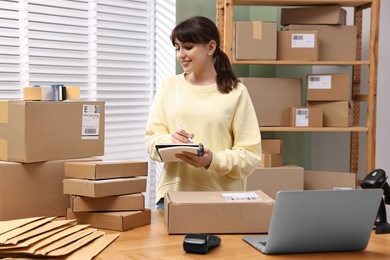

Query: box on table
[247,165,304,199]
[290,107,323,127]
[241,77,302,126]
[0,100,105,163]
[66,208,151,232]
[70,193,145,212]
[307,74,351,101]
[259,154,282,167]
[281,6,347,26]
[261,139,283,154]
[164,190,274,234]
[63,177,147,198]
[307,101,353,127]
[304,170,357,190]
[0,159,83,220]
[234,21,277,60]
[277,30,319,61]
[65,161,148,180]
[287,25,357,61]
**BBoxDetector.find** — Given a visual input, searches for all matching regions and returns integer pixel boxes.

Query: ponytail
[214,48,239,94]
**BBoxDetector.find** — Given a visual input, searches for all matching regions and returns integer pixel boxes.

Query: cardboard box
[0,160,73,220]
[262,139,283,154]
[307,101,353,127]
[277,30,319,61]
[247,165,304,199]
[307,74,351,101]
[70,193,145,212]
[281,6,347,26]
[65,161,148,180]
[0,100,105,163]
[290,107,323,127]
[234,21,277,60]
[242,77,302,126]
[259,154,282,167]
[63,177,147,198]
[288,25,357,60]
[66,208,151,232]
[304,170,357,190]
[164,190,274,234]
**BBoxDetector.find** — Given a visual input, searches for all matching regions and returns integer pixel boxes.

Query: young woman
[145,16,262,209]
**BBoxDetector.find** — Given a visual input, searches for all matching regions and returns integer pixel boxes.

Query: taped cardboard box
[65,161,148,180]
[164,190,274,234]
[242,77,302,126]
[0,100,105,163]
[66,208,151,232]
[247,165,304,199]
[306,74,351,101]
[277,30,319,61]
[281,5,347,26]
[307,100,353,127]
[304,170,357,190]
[287,25,357,61]
[63,177,147,198]
[0,160,74,220]
[290,107,323,127]
[234,21,277,60]
[262,139,283,154]
[71,194,145,212]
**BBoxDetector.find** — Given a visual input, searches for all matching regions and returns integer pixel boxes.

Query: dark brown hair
[171,16,239,94]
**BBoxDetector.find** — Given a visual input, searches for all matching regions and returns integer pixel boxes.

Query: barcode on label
[297,109,308,116]
[83,128,97,134]
[222,192,261,201]
[293,35,304,40]
[309,76,321,82]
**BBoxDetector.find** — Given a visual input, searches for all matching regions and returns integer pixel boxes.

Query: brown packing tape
[66,86,81,100]
[252,21,263,40]
[0,139,7,161]
[22,87,42,101]
[0,101,8,124]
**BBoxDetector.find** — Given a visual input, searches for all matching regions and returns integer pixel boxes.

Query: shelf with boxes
[216,0,380,173]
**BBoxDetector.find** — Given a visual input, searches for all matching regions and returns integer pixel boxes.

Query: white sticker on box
[291,33,315,48]
[308,75,332,89]
[81,104,101,140]
[295,108,309,127]
[222,192,261,201]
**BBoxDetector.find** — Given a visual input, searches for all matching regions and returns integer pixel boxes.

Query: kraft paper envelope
[0,216,44,235]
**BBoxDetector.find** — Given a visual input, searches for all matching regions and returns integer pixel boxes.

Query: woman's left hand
[175,147,213,169]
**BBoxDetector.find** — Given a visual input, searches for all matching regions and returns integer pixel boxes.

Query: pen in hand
[179,125,193,143]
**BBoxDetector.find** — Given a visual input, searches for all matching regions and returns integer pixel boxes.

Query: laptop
[243,189,383,255]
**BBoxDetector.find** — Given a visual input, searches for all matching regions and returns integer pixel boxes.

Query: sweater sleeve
[145,80,172,162]
[208,86,262,179]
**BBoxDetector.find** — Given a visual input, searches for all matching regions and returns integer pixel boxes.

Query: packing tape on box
[22,87,42,101]
[0,101,8,123]
[253,21,263,40]
[0,139,7,160]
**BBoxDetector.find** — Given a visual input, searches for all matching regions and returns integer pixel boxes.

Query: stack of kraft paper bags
[0,98,150,258]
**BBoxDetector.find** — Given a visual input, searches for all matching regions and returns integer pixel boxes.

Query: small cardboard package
[234,21,277,60]
[66,208,151,232]
[259,154,282,167]
[304,170,357,190]
[164,190,274,234]
[65,161,148,179]
[261,139,283,154]
[277,30,319,61]
[70,193,145,212]
[63,177,147,198]
[281,5,347,26]
[306,74,351,101]
[0,100,104,163]
[307,101,353,127]
[290,107,323,127]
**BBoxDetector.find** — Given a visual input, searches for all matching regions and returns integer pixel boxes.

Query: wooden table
[95,210,390,259]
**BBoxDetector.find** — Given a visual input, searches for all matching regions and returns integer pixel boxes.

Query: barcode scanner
[183,233,221,254]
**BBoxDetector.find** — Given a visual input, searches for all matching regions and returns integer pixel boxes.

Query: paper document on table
[155,143,204,162]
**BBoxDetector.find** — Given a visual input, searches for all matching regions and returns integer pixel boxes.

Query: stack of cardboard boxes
[0,100,105,220]
[64,161,151,231]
